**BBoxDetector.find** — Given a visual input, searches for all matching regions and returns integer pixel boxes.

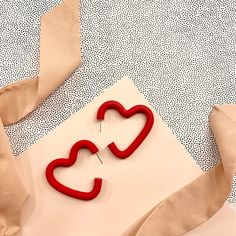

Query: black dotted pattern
[1,0,236,202]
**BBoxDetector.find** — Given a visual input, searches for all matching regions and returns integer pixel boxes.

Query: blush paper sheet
[16,78,236,236]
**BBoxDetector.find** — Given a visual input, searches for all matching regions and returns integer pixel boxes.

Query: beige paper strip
[131,105,236,236]
[0,0,81,235]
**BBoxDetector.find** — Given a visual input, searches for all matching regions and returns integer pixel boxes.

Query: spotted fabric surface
[1,0,236,201]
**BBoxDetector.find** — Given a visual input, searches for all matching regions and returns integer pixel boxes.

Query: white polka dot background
[1,0,236,201]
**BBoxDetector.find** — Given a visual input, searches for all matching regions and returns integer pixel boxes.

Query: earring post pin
[96,153,103,164]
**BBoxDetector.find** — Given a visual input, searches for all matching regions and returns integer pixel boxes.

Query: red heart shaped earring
[46,140,102,201]
[97,100,154,159]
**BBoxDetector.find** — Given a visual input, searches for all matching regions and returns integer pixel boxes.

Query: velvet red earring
[46,140,102,201]
[97,100,154,159]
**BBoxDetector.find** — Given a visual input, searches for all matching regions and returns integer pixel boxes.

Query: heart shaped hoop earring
[46,140,102,201]
[97,100,154,159]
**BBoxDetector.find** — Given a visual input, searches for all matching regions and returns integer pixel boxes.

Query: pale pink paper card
[185,204,236,236]
[16,77,236,236]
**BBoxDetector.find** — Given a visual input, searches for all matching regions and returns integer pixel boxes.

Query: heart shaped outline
[46,140,102,201]
[97,100,154,159]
